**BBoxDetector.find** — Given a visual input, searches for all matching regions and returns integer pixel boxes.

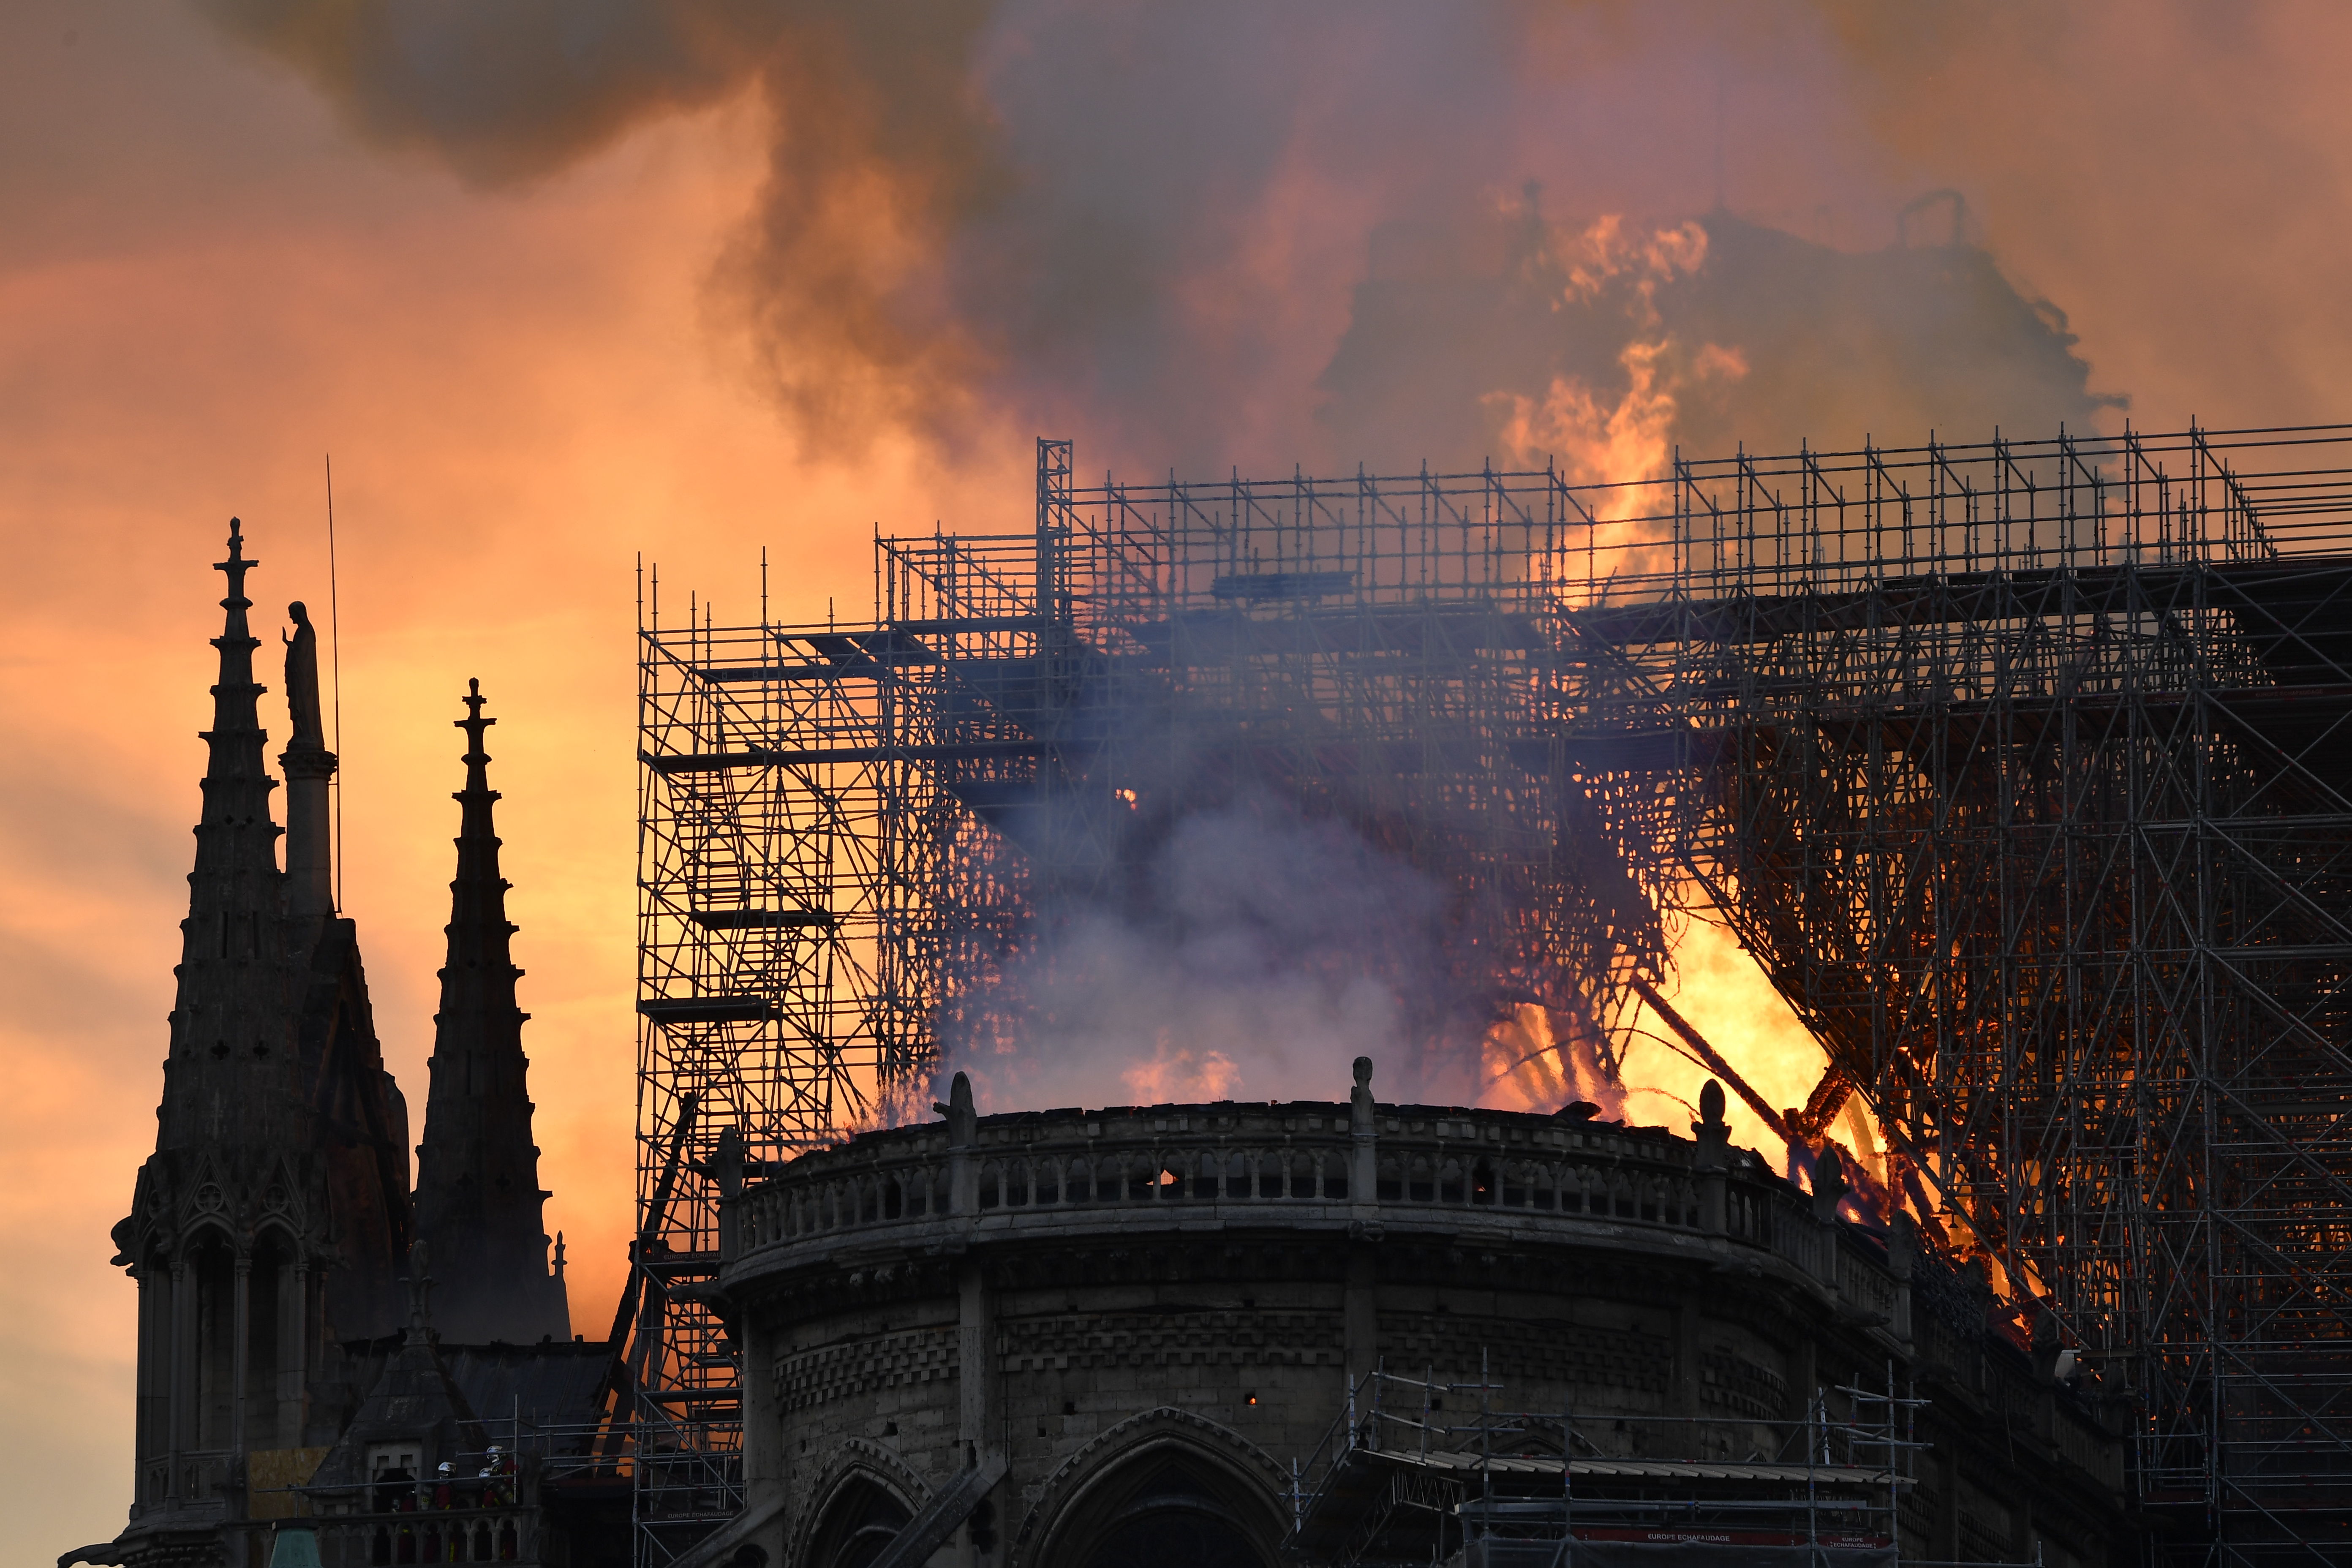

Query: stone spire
[106,526,416,1552]
[158,517,297,1150]
[411,680,569,1343]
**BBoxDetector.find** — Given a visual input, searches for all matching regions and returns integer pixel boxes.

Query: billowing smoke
[943,797,1453,1112]
[205,1,2133,1125]
[936,795,1629,1116]
[1325,197,2115,476]
[201,0,1008,444]
[199,2,2123,476]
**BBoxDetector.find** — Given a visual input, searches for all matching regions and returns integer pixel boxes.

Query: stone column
[1345,1056,1382,1394]
[944,1072,977,1216]
[1809,1147,1848,1290]
[1886,1214,1917,1350]
[231,1254,251,1456]
[169,1253,193,1491]
[134,1264,164,1506]
[280,745,336,923]
[1348,1056,1379,1200]
[277,1260,307,1447]
[1691,1081,1731,1236]
[942,1071,991,1568]
[1788,1333,1817,1435]
[958,1263,994,1455]
[956,1261,996,1568]
[1343,1249,1379,1394]
[1674,1294,1703,1457]
[1936,1448,1961,1560]
[739,1309,784,1567]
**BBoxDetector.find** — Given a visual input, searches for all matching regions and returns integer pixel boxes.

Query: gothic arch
[1011,1408,1290,1568]
[177,1225,241,1451]
[173,1211,240,1255]
[249,1213,305,1256]
[792,1439,928,1568]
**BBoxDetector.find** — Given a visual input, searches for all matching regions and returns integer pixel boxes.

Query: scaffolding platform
[1286,1368,1909,1568]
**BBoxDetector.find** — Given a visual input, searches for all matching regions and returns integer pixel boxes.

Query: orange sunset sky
[12,1,2352,1553]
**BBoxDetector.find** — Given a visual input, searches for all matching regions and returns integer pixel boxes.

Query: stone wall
[718,1091,2132,1567]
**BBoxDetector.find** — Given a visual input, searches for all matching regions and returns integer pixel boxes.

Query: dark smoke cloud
[1321,201,2116,475]
[217,2,2067,471]
[206,2,2249,476]
[191,0,2153,1123]
[202,0,1009,441]
[199,1,780,181]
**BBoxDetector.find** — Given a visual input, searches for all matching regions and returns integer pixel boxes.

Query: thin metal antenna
[327,453,344,915]
[1712,71,1726,211]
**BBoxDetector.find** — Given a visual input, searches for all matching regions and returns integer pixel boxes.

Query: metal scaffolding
[1572,426,2352,1567]
[1288,1363,1925,1567]
[632,425,2352,1565]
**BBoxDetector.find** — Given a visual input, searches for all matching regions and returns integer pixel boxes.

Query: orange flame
[1120,1040,1243,1103]
[1479,1001,1628,1119]
[1484,215,1746,542]
[1490,338,1750,517]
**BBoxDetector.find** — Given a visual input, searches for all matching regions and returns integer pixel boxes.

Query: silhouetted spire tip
[216,518,256,585]
[457,679,495,750]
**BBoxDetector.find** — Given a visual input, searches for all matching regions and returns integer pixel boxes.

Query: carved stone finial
[218,517,256,599]
[1350,1056,1375,1136]
[708,1125,747,1200]
[943,1071,977,1147]
[457,677,494,757]
[1692,1078,1731,1171]
[1888,1210,1919,1279]
[2030,1302,2070,1384]
[1810,1144,1849,1224]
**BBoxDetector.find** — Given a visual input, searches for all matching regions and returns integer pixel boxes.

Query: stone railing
[728,1082,1899,1329]
[299,1507,534,1566]
[134,1450,234,1514]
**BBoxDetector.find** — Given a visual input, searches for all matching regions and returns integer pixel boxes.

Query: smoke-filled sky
[11,0,2352,1552]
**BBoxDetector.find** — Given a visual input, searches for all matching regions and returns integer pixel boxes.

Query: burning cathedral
[619,430,2322,1568]
[63,220,2349,1568]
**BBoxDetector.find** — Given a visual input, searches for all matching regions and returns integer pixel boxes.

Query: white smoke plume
[940,797,1546,1115]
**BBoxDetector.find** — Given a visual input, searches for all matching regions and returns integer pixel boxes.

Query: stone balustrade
[296,1507,533,1566]
[713,1076,2130,1568]
[728,1089,1893,1327]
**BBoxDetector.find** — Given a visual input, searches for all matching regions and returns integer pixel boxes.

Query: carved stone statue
[934,1070,977,1148]
[1810,1144,1850,1225]
[706,1124,747,1200]
[283,601,326,751]
[1350,1056,1377,1138]
[401,1238,436,1342]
